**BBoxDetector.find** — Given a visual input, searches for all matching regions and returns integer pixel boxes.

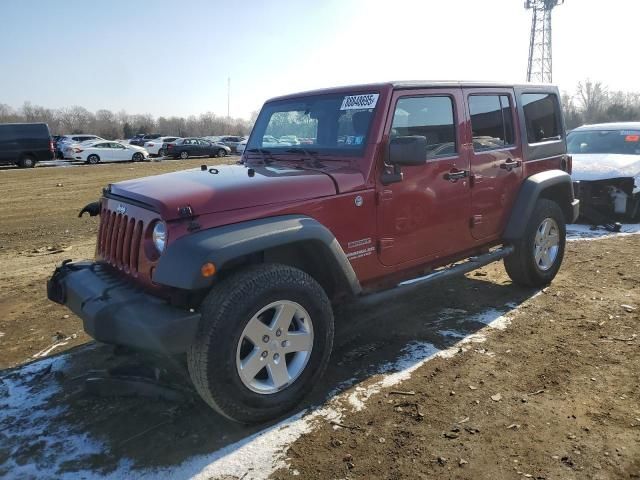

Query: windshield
[247,92,379,155]
[567,129,640,155]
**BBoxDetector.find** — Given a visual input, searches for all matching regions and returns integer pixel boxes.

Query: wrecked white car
[568,122,640,226]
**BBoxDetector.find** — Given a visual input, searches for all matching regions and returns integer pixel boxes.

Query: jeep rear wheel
[504,198,566,287]
[188,264,334,423]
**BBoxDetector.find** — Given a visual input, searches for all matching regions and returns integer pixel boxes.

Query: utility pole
[525,0,564,83]
[227,77,230,119]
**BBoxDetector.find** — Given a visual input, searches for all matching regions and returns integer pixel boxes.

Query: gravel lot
[0,160,638,479]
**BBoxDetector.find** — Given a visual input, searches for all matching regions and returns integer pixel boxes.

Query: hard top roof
[572,122,640,132]
[267,80,555,102]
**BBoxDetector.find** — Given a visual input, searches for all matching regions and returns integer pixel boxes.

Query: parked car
[144,136,180,157]
[237,139,248,154]
[278,135,300,145]
[238,135,284,154]
[59,135,105,159]
[0,122,54,167]
[130,133,163,146]
[568,122,640,224]
[49,81,578,424]
[52,135,65,159]
[217,136,246,153]
[165,138,230,159]
[72,141,149,164]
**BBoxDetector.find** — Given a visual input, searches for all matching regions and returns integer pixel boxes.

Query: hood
[572,153,640,192]
[108,163,338,220]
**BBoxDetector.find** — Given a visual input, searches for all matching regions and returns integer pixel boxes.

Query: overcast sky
[0,0,637,119]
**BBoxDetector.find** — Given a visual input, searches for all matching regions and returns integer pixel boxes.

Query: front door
[377,89,472,267]
[463,89,523,240]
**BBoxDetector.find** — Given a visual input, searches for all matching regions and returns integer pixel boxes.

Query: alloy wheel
[235,300,314,395]
[533,217,560,271]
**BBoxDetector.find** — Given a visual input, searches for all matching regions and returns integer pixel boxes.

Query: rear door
[377,88,472,266]
[198,139,211,155]
[463,89,523,240]
[93,142,112,161]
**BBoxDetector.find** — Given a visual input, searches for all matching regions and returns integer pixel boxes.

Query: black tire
[504,198,566,287]
[158,148,166,157]
[86,154,100,165]
[180,151,189,160]
[132,152,144,162]
[217,149,227,158]
[188,263,334,424]
[18,156,36,168]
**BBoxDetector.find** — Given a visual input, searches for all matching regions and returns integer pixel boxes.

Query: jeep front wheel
[504,198,566,287]
[187,264,334,423]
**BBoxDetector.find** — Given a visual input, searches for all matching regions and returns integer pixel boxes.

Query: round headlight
[152,221,167,253]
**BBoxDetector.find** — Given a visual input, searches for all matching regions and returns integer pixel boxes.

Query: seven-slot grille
[97,207,144,274]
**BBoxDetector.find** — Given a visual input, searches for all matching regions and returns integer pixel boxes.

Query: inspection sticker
[340,93,379,110]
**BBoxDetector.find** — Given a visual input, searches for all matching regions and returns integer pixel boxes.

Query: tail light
[74,148,83,153]
[148,143,154,146]
[167,144,173,150]
[49,140,54,152]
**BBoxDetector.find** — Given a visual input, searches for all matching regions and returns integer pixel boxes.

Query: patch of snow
[32,340,69,358]
[567,223,640,241]
[0,355,109,479]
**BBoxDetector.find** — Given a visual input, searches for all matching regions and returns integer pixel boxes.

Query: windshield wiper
[285,147,321,159]
[246,148,275,164]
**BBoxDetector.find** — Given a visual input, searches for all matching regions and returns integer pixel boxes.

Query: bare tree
[576,80,608,124]
[1,101,257,139]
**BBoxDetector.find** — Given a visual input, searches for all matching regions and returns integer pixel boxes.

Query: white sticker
[340,93,379,110]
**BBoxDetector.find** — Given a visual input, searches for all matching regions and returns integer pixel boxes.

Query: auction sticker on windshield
[341,94,379,110]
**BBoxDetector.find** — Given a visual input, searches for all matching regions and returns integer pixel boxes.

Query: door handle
[500,158,522,171]
[443,169,469,182]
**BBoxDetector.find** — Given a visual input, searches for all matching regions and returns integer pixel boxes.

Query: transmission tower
[525,0,563,83]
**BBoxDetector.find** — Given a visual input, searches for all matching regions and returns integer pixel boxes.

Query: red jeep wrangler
[48,82,579,423]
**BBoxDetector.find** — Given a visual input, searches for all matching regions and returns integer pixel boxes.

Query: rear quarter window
[521,93,562,144]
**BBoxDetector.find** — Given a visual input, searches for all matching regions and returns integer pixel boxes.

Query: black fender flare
[503,170,578,241]
[153,215,361,295]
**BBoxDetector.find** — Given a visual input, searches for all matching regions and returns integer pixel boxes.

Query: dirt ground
[0,160,638,479]
[275,236,640,480]
[0,158,233,369]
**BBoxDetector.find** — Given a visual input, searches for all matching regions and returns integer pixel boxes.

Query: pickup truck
[48,81,579,423]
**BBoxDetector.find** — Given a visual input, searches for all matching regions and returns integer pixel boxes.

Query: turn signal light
[201,262,216,277]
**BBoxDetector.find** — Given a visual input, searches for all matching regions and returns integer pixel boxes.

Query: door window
[468,95,514,151]
[390,96,456,159]
[521,93,562,143]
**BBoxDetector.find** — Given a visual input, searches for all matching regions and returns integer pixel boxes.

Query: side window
[391,96,456,159]
[521,93,562,143]
[468,95,514,151]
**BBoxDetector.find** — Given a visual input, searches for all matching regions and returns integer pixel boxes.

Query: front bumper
[47,261,201,354]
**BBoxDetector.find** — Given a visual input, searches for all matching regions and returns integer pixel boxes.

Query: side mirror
[388,136,427,166]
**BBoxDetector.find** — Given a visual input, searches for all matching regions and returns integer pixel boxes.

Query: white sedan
[72,141,149,164]
[144,136,180,157]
